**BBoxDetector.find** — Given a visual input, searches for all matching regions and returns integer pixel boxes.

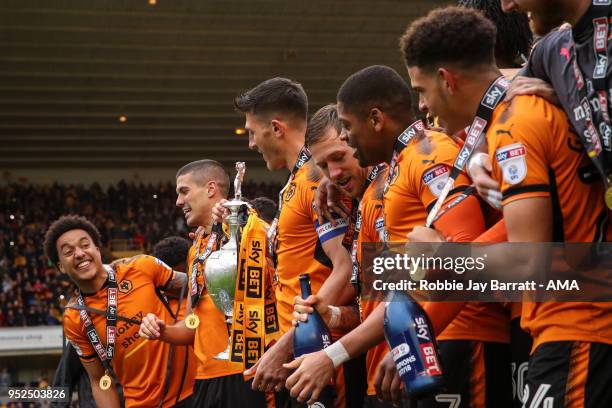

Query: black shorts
[416,340,512,408]
[191,374,266,408]
[523,341,612,408]
[362,395,411,408]
[510,317,532,408]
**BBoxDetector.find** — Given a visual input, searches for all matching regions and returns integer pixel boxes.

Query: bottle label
[391,342,417,378]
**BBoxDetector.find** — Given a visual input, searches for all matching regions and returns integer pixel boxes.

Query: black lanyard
[266,146,311,263]
[380,119,426,242]
[189,223,222,311]
[349,163,387,294]
[570,1,612,183]
[425,75,509,227]
[76,265,119,381]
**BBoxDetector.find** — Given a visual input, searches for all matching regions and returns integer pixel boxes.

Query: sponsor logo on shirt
[422,165,450,197]
[496,143,527,185]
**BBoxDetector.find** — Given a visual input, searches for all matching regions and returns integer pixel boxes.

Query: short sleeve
[134,255,175,289]
[410,133,472,212]
[488,97,553,205]
[63,312,97,363]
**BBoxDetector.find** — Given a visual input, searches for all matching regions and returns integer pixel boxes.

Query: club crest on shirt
[284,183,297,202]
[384,164,401,194]
[119,279,133,294]
[496,143,527,185]
[422,164,450,197]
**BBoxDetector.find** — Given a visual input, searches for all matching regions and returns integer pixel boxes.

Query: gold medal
[185,313,200,329]
[99,374,112,390]
[605,186,612,209]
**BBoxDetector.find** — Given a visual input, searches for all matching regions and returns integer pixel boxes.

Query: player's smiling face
[337,103,381,167]
[176,172,210,228]
[310,126,368,198]
[56,229,103,284]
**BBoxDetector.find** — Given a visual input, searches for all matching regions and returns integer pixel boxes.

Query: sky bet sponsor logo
[482,79,508,109]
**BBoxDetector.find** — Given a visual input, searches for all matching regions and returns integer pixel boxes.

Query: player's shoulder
[62,302,82,332]
[495,94,566,129]
[533,26,571,52]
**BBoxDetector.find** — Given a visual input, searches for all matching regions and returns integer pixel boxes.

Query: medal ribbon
[189,223,222,311]
[425,75,509,227]
[266,146,312,267]
[380,119,426,242]
[569,1,612,188]
[77,264,119,386]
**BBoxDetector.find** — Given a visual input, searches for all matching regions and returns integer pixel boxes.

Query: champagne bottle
[384,291,443,397]
[293,274,332,357]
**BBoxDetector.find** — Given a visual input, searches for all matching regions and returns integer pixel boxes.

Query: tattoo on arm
[164,271,188,297]
[338,305,360,330]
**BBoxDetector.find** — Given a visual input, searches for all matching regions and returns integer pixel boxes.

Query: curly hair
[400,6,497,72]
[151,236,191,270]
[457,0,532,68]
[44,215,102,265]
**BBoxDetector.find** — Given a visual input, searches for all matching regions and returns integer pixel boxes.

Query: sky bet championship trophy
[204,162,247,360]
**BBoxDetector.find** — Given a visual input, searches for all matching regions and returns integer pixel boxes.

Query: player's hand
[211,199,229,223]
[315,178,350,226]
[506,76,560,107]
[468,153,502,209]
[188,226,206,242]
[407,226,446,243]
[292,295,330,327]
[244,338,293,393]
[374,351,404,404]
[138,313,165,340]
[283,350,335,405]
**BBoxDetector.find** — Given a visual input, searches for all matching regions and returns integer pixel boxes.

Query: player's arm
[317,234,355,307]
[161,271,188,298]
[138,294,195,345]
[81,359,121,408]
[292,295,360,331]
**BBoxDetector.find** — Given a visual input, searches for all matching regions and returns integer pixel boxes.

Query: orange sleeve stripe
[501,191,550,206]
[433,194,486,242]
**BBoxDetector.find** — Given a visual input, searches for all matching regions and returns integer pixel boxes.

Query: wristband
[323,341,350,368]
[327,305,341,329]
[467,152,488,178]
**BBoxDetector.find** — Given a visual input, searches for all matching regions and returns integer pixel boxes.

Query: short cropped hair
[151,236,191,270]
[176,159,230,197]
[336,65,413,121]
[458,0,532,67]
[400,6,497,72]
[234,77,308,122]
[305,104,342,148]
[44,215,102,265]
[250,197,277,224]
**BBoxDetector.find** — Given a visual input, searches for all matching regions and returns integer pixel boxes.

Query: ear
[207,180,216,198]
[368,108,385,132]
[57,262,65,274]
[270,119,286,138]
[437,68,457,95]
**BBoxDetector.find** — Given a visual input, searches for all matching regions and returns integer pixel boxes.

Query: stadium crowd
[0,180,280,328]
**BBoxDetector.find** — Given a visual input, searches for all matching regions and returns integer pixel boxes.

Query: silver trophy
[204,162,247,360]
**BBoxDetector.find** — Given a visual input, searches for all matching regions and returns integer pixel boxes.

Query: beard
[528,2,566,36]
